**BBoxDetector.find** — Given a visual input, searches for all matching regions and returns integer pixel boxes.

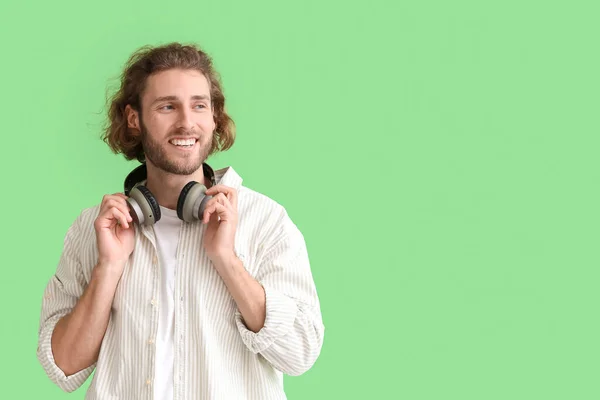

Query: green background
[1,0,598,398]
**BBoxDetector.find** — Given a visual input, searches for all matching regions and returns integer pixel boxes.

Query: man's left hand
[202,184,238,266]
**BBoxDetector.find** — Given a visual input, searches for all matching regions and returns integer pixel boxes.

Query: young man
[37,42,325,399]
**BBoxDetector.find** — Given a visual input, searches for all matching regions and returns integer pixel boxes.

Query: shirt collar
[125,163,243,192]
[213,165,243,191]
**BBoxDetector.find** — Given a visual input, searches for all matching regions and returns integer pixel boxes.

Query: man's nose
[176,108,195,131]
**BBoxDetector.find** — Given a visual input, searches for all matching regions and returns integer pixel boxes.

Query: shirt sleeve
[234,207,325,376]
[36,213,96,392]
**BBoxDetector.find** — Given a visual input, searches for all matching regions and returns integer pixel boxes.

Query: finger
[108,207,130,229]
[207,193,231,209]
[102,193,127,203]
[205,185,237,208]
[203,194,232,217]
[102,198,126,211]
[102,198,133,222]
[202,202,230,224]
[97,206,129,230]
[105,198,133,221]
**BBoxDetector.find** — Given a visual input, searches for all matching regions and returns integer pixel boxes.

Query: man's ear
[125,104,140,131]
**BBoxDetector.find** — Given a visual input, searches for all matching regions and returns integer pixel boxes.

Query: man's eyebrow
[191,95,211,101]
[151,95,211,104]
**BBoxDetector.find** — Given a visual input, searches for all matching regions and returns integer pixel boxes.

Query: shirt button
[146,379,152,385]
[151,299,157,306]
[148,338,155,344]
[152,256,158,265]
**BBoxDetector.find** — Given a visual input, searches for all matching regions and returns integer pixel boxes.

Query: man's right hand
[50,194,135,376]
[94,193,135,275]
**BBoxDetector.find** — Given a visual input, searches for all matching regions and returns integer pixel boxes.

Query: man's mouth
[169,138,198,149]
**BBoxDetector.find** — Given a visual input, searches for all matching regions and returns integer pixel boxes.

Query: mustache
[169,128,198,136]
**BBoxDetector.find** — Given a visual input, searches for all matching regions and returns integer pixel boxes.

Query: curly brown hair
[102,42,235,162]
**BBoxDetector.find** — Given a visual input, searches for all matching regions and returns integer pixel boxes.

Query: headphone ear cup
[127,185,161,225]
[177,181,211,222]
[177,182,196,221]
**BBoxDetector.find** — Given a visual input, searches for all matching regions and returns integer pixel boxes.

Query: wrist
[93,261,125,281]
[210,250,239,270]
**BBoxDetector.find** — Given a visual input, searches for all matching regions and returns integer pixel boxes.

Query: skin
[50,68,266,376]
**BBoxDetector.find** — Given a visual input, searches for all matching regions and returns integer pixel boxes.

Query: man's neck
[144,163,211,210]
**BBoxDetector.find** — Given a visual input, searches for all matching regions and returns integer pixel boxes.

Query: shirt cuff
[234,284,298,354]
[37,314,95,392]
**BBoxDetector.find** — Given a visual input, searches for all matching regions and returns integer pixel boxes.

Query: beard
[139,119,210,176]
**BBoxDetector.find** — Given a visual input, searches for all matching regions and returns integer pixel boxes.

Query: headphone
[123,162,217,226]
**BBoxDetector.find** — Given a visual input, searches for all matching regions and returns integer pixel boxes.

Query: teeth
[170,139,196,146]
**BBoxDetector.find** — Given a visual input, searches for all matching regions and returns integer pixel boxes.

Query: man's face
[137,68,216,175]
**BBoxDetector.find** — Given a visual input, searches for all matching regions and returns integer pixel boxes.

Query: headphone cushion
[177,181,197,220]
[136,185,161,223]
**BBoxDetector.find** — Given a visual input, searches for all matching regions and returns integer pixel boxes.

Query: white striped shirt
[37,165,325,399]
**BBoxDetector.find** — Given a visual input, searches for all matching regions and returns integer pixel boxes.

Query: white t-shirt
[152,205,182,400]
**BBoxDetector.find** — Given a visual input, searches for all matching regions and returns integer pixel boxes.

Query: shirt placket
[173,220,189,400]
[141,224,160,399]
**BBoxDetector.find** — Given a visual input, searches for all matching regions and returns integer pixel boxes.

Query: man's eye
[195,104,206,109]
[161,105,174,110]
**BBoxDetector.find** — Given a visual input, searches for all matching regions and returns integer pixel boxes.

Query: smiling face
[127,68,216,175]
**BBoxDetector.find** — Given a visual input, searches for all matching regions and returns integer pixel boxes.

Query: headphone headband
[124,162,216,196]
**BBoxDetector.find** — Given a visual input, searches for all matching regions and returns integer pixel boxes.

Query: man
[37,42,325,400]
